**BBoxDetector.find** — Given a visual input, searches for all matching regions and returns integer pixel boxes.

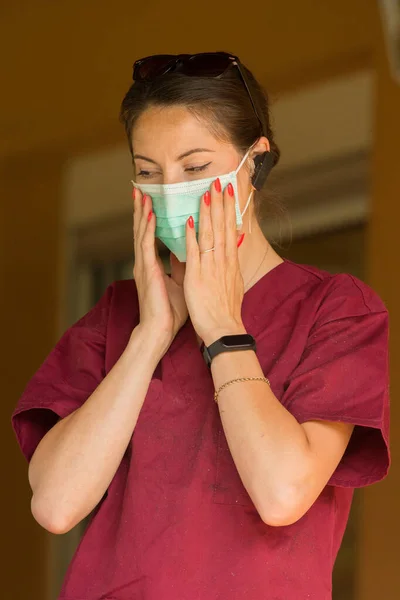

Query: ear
[251,136,270,158]
[250,137,274,191]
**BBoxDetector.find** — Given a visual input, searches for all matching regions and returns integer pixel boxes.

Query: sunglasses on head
[132,51,265,137]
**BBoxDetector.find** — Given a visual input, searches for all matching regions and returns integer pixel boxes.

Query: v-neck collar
[167,259,292,359]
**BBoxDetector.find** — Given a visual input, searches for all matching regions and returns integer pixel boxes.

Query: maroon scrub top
[11,260,390,600]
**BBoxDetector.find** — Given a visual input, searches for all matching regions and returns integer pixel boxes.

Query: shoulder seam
[284,259,326,282]
[346,274,373,313]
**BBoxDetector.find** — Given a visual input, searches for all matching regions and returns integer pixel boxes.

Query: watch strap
[201,334,256,367]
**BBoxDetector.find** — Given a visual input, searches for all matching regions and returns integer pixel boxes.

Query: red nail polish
[142,194,147,206]
[132,187,136,200]
[147,210,153,222]
[214,178,221,193]
[237,233,245,248]
[227,183,234,197]
[188,216,194,229]
[204,191,211,206]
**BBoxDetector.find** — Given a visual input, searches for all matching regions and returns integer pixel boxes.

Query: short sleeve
[282,274,390,488]
[11,283,114,463]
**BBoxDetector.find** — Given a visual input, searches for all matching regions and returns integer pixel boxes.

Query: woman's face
[132,105,254,212]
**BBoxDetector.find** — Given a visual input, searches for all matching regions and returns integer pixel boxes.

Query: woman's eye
[186,162,211,174]
[137,170,154,179]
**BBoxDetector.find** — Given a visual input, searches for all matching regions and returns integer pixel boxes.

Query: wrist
[129,324,171,365]
[210,345,256,371]
[202,324,247,348]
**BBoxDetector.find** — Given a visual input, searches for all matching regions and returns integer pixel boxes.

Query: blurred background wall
[1,1,399,598]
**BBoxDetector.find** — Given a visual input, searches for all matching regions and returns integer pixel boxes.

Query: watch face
[221,334,254,348]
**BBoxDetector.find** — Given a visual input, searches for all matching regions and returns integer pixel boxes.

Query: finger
[132,186,143,274]
[185,215,200,274]
[132,185,141,235]
[155,252,170,283]
[198,190,214,262]
[210,177,225,259]
[140,201,158,273]
[224,182,238,261]
[170,252,186,286]
[137,193,151,244]
[154,241,165,271]
[132,186,147,260]
[132,185,138,241]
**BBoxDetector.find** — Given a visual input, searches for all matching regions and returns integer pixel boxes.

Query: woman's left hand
[183,178,247,347]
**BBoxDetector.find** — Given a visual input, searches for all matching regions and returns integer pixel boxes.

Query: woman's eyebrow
[133,154,158,165]
[133,148,215,165]
[177,148,215,160]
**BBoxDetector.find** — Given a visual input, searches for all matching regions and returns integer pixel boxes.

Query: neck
[238,217,283,292]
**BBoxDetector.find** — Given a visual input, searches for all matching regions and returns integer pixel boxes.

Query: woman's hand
[132,188,188,350]
[183,178,247,347]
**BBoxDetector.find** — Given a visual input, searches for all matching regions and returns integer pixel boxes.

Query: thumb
[170,252,185,286]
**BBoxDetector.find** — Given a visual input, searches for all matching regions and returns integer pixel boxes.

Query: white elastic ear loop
[241,189,254,234]
[236,147,255,235]
[235,147,252,174]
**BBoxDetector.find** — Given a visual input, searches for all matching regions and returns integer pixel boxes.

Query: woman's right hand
[132,187,188,353]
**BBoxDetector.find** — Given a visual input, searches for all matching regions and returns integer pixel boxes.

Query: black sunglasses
[132,52,265,137]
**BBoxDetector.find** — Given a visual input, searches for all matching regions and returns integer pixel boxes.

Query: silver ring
[200,246,215,254]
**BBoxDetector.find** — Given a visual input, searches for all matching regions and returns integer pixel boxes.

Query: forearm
[29,324,165,534]
[211,348,313,525]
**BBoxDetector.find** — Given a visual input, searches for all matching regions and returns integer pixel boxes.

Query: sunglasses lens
[134,55,175,81]
[182,53,232,76]
[133,53,235,81]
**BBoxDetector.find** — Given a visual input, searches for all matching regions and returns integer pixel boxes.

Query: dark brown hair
[119,58,281,217]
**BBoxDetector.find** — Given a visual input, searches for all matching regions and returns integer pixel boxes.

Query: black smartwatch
[201,334,256,368]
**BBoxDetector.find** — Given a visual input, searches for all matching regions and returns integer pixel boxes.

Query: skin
[28,104,355,534]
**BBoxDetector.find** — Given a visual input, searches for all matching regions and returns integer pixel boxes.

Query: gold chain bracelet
[214,376,270,404]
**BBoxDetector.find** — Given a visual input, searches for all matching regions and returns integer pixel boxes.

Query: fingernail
[188,216,194,229]
[132,187,136,200]
[142,194,147,206]
[214,178,221,193]
[147,210,153,222]
[237,233,245,248]
[204,191,211,206]
[227,183,234,197]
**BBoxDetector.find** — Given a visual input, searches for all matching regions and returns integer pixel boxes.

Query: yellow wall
[1,1,398,598]
[358,6,400,599]
[0,0,374,158]
[1,150,65,599]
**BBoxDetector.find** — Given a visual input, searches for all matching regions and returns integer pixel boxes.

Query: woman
[12,52,390,599]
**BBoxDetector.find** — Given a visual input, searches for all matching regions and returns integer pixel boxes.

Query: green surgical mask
[131,148,253,262]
